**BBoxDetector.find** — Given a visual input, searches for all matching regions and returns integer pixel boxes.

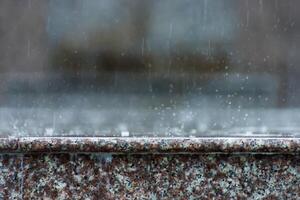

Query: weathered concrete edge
[0,137,300,154]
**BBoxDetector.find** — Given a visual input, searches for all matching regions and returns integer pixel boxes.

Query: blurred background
[0,0,300,137]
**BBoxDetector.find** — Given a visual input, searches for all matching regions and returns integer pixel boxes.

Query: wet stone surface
[1,137,300,154]
[1,106,300,138]
[0,153,300,199]
[0,154,22,199]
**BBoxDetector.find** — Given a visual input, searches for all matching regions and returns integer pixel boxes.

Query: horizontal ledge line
[0,137,300,154]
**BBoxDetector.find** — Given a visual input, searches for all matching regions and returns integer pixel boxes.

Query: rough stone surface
[0,155,22,199]
[1,137,300,153]
[0,153,299,199]
[0,137,300,199]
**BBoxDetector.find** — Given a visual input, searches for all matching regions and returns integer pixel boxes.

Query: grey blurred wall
[0,0,49,74]
[0,0,299,106]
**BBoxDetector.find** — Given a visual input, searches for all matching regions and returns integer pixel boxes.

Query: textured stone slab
[0,137,300,199]
[1,137,300,154]
[0,154,23,199]
[0,153,299,199]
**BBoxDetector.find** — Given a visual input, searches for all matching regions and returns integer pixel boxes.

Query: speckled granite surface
[1,137,300,153]
[0,137,300,199]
